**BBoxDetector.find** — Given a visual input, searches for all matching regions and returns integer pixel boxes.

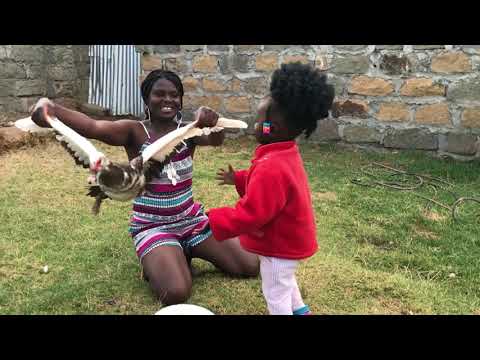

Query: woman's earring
[145,107,151,120]
[176,111,183,124]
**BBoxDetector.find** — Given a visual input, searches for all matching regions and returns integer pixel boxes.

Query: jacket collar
[253,141,297,163]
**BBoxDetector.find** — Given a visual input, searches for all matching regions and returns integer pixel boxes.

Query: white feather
[14,117,53,135]
[45,115,105,168]
[142,121,203,163]
[216,118,248,129]
[16,98,105,169]
[142,118,248,164]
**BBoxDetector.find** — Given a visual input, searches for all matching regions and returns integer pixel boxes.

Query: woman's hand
[195,106,219,129]
[30,98,55,128]
[216,164,236,185]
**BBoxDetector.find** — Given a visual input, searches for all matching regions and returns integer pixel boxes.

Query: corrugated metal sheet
[88,45,144,117]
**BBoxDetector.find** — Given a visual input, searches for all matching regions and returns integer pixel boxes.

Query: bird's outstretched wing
[15,117,54,135]
[41,109,105,170]
[142,118,248,164]
[15,116,91,168]
[141,121,202,164]
[15,104,105,170]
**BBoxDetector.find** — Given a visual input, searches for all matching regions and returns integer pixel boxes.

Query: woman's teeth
[162,107,173,111]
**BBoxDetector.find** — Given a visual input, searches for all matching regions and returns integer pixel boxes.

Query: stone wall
[0,45,89,126]
[136,45,480,159]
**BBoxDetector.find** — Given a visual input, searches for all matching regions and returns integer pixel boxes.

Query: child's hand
[194,106,219,129]
[216,164,235,185]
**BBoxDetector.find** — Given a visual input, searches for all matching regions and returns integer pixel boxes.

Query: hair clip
[262,121,271,135]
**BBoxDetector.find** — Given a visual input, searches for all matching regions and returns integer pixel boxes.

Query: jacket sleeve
[234,170,248,197]
[208,165,288,241]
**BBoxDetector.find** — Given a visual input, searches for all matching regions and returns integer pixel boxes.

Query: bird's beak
[87,174,97,185]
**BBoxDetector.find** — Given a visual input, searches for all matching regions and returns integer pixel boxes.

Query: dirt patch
[0,127,45,155]
[414,227,439,241]
[422,210,447,222]
[361,235,396,250]
[373,297,415,315]
[0,127,55,156]
[313,191,337,202]
[0,135,53,156]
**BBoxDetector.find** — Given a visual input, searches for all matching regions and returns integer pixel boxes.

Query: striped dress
[128,133,212,261]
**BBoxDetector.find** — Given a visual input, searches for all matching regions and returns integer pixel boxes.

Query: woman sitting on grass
[31,69,259,306]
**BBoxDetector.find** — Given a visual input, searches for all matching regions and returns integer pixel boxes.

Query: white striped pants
[259,256,306,315]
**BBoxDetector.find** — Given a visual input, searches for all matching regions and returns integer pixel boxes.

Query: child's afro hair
[270,62,335,138]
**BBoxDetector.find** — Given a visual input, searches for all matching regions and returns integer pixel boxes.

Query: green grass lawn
[1,137,479,315]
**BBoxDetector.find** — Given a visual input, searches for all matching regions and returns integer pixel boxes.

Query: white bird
[15,98,248,215]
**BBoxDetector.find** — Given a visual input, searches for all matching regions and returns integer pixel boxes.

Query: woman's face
[148,78,182,121]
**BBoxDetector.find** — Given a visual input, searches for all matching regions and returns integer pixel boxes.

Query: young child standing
[208,62,335,315]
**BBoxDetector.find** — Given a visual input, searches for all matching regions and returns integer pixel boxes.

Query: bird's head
[97,162,128,189]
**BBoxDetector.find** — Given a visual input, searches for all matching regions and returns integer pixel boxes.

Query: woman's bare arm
[32,101,137,147]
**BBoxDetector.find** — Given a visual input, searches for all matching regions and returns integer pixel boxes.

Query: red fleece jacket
[208,141,318,260]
